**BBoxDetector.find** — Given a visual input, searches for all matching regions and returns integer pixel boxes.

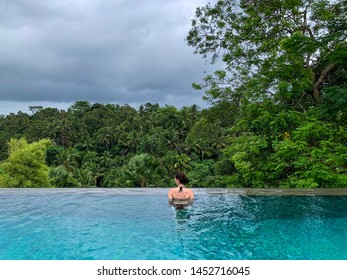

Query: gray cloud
[0,0,213,114]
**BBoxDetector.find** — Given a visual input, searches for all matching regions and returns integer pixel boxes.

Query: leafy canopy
[187,0,347,107]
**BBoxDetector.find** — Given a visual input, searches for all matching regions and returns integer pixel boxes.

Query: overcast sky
[0,0,215,115]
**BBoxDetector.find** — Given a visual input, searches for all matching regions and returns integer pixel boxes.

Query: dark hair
[175,172,189,185]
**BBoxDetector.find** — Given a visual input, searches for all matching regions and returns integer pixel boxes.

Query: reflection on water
[174,207,190,221]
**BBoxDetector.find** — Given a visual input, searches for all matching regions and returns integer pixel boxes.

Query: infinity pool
[0,189,346,260]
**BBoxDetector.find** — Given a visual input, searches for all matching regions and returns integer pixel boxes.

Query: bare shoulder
[168,188,176,200]
[168,187,177,194]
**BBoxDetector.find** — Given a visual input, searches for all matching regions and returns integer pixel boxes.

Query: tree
[268,119,347,188]
[187,0,347,108]
[0,138,52,188]
[218,103,347,188]
[120,153,163,187]
[186,117,227,160]
[57,147,80,173]
[0,112,30,154]
[161,151,191,177]
[49,165,79,188]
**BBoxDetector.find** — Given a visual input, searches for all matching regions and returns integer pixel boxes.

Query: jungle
[0,0,346,188]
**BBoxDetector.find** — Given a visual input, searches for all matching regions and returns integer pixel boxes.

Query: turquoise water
[0,189,346,260]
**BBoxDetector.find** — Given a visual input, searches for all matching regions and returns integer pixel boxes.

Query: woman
[168,172,194,207]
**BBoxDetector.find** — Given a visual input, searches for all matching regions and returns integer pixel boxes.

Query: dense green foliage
[0,0,346,188]
[0,98,345,188]
[187,0,347,107]
[0,138,52,188]
[0,103,225,188]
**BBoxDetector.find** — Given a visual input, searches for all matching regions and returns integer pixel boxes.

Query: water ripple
[0,189,346,259]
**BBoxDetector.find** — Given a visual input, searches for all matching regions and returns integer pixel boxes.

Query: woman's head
[175,172,189,185]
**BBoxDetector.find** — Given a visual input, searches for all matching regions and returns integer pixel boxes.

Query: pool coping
[0,188,346,196]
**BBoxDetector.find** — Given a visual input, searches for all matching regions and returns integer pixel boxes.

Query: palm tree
[57,147,79,172]
[123,153,162,187]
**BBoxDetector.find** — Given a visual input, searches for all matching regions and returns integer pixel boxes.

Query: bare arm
[189,190,194,200]
[168,189,173,201]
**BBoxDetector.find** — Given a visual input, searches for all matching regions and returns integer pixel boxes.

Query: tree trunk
[312,63,336,103]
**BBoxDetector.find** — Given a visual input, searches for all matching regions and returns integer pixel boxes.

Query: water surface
[0,188,346,260]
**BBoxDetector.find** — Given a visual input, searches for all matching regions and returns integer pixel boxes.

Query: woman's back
[171,187,192,200]
[168,172,194,206]
[169,186,194,201]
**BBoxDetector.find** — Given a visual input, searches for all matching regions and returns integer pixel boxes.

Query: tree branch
[312,63,336,103]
